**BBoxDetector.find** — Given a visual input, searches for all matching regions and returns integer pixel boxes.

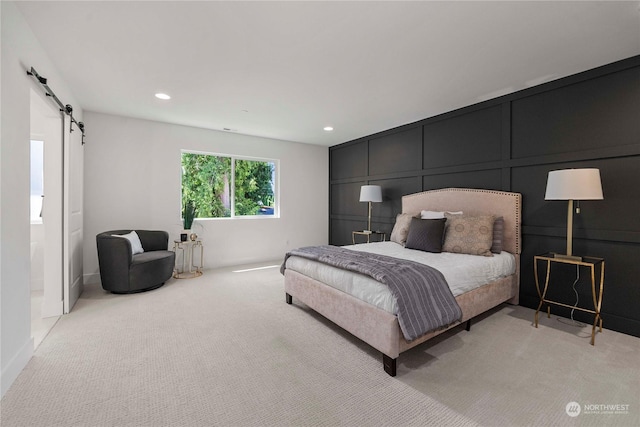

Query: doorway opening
[29,139,58,348]
[30,89,63,349]
[30,138,61,348]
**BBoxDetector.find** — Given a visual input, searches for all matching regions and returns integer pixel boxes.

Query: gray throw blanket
[281,245,462,341]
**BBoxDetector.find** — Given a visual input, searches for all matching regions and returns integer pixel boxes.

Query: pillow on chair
[113,231,145,255]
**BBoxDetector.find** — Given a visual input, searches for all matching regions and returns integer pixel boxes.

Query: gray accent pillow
[405,218,447,253]
[491,216,504,254]
[443,214,495,257]
[390,213,416,245]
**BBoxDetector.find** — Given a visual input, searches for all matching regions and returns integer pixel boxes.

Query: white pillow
[420,210,463,219]
[112,231,144,255]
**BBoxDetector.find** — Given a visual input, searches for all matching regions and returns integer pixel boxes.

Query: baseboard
[83,272,100,285]
[68,276,84,313]
[1,337,34,398]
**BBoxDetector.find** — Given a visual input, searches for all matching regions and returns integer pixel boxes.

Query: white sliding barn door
[63,115,84,313]
[31,90,83,316]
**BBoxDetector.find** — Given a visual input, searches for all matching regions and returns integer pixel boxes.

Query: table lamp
[544,168,603,260]
[359,185,382,233]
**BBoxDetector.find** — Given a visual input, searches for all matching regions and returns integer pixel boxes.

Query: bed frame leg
[285,293,292,304]
[383,354,397,377]
[465,319,471,331]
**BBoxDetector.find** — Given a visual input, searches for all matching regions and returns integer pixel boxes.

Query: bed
[282,188,521,376]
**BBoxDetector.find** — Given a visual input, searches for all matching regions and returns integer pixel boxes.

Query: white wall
[83,112,328,282]
[1,1,83,397]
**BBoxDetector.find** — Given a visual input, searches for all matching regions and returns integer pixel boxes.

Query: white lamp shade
[359,185,382,203]
[545,168,603,200]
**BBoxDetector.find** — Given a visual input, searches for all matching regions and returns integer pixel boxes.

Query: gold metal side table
[533,252,605,345]
[352,231,386,244]
[173,239,204,279]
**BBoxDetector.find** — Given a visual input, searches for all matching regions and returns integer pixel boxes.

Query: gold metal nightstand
[173,240,204,279]
[352,231,386,244]
[533,252,605,345]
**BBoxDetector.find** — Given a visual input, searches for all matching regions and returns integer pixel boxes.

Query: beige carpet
[1,261,639,426]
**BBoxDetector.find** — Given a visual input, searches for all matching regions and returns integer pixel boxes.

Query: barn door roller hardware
[27,66,86,145]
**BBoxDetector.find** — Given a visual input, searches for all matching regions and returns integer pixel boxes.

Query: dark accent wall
[329,55,640,338]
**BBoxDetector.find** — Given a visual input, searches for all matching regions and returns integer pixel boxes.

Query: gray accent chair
[96,230,175,294]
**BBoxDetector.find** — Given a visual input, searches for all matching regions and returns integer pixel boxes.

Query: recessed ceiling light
[323,126,334,132]
[155,93,171,100]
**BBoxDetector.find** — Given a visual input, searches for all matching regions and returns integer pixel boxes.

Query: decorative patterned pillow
[491,216,504,254]
[442,214,495,257]
[405,218,447,253]
[389,213,416,245]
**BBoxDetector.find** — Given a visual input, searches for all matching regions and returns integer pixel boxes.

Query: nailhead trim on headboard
[401,188,522,254]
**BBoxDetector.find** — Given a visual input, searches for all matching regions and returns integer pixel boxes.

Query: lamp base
[551,253,583,262]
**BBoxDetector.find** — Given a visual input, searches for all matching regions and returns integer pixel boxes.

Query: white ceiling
[16,1,640,147]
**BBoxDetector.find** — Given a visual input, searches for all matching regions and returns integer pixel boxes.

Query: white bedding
[285,241,516,314]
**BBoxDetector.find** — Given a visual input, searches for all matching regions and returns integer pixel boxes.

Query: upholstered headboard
[402,188,522,255]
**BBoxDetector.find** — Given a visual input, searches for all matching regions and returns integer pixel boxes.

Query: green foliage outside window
[182,153,231,218]
[181,152,276,219]
[235,159,275,216]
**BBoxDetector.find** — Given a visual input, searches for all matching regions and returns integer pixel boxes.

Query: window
[181,151,278,219]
